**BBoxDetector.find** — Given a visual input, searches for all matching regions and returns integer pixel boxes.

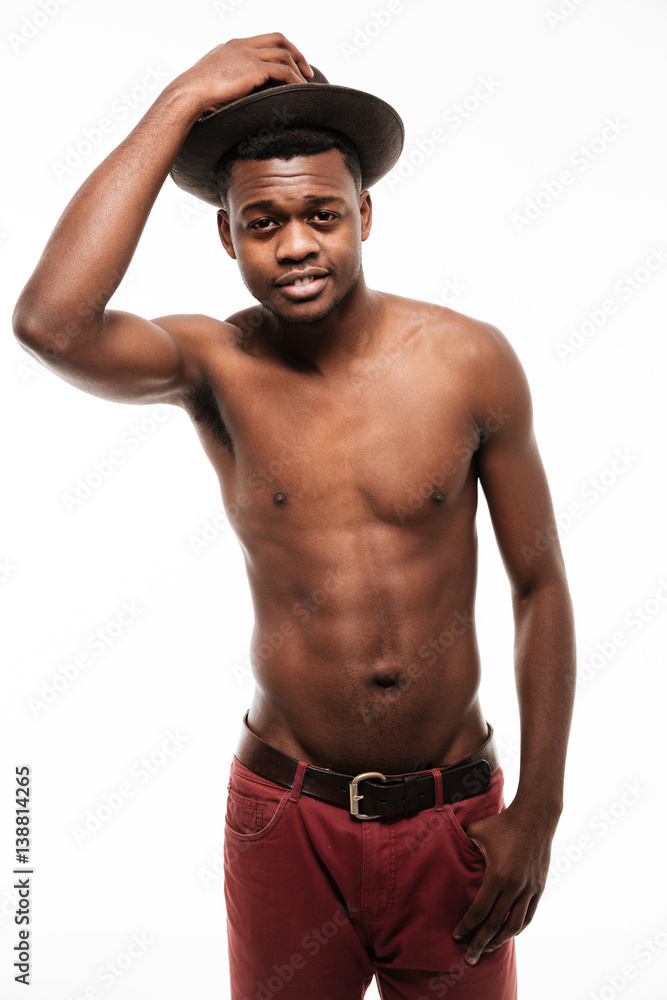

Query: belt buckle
[349,771,387,820]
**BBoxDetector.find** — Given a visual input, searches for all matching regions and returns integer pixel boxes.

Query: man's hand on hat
[170,33,314,117]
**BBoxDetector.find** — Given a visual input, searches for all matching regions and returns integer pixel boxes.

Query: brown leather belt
[235,710,500,820]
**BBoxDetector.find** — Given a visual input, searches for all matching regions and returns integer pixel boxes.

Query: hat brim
[170,82,404,207]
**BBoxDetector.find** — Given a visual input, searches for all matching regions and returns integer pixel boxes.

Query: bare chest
[184,346,482,531]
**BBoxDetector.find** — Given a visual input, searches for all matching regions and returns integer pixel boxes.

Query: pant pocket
[224,756,291,842]
[444,767,505,862]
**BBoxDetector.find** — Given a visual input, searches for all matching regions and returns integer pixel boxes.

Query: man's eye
[313,211,336,222]
[249,218,275,230]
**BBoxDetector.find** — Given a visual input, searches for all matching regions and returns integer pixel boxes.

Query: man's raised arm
[12,34,313,405]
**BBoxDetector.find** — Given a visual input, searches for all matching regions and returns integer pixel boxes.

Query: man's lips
[275,275,329,300]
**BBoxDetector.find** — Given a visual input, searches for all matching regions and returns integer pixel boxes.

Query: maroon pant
[224,730,518,999]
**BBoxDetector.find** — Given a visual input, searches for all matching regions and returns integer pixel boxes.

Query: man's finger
[481,894,533,952]
[253,46,310,85]
[247,32,313,79]
[459,891,518,965]
[452,878,501,940]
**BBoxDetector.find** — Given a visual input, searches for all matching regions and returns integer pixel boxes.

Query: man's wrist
[157,80,212,130]
[508,789,563,831]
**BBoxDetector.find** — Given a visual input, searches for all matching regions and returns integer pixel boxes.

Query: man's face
[217,149,372,325]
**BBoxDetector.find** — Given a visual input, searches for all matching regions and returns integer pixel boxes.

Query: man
[13,33,575,999]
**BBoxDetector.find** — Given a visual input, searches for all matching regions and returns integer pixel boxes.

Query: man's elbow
[512,570,573,608]
[12,302,95,361]
[12,300,53,352]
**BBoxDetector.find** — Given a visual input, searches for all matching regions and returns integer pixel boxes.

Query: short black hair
[214,126,363,209]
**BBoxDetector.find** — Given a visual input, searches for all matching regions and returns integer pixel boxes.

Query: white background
[1,0,666,997]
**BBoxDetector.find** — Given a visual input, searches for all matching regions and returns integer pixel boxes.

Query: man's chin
[262,291,345,326]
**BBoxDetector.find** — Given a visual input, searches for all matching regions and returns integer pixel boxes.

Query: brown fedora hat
[170,66,404,207]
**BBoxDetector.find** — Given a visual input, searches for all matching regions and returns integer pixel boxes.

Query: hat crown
[170,66,404,206]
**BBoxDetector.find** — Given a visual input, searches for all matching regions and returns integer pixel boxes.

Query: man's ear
[359,190,372,242]
[217,209,236,259]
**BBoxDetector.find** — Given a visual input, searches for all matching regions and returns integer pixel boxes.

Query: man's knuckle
[504,919,523,936]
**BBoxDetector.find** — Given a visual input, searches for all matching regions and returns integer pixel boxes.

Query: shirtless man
[13,34,575,999]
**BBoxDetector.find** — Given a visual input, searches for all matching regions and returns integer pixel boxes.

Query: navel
[272,491,289,507]
[372,673,399,689]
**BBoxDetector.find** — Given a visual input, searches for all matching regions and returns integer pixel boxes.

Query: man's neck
[262,273,388,376]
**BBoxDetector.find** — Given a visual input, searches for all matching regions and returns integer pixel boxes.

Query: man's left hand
[451,801,557,965]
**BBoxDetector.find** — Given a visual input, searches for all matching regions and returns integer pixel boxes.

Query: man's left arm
[452,322,576,964]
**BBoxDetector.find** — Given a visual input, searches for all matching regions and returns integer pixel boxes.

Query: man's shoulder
[380,291,515,365]
[151,311,239,347]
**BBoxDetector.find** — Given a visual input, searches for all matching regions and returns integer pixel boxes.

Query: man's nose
[276,221,320,261]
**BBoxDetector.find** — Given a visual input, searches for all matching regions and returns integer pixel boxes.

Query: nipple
[273,491,289,507]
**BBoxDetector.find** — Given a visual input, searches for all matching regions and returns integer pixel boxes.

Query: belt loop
[289,760,308,803]
[430,768,445,811]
